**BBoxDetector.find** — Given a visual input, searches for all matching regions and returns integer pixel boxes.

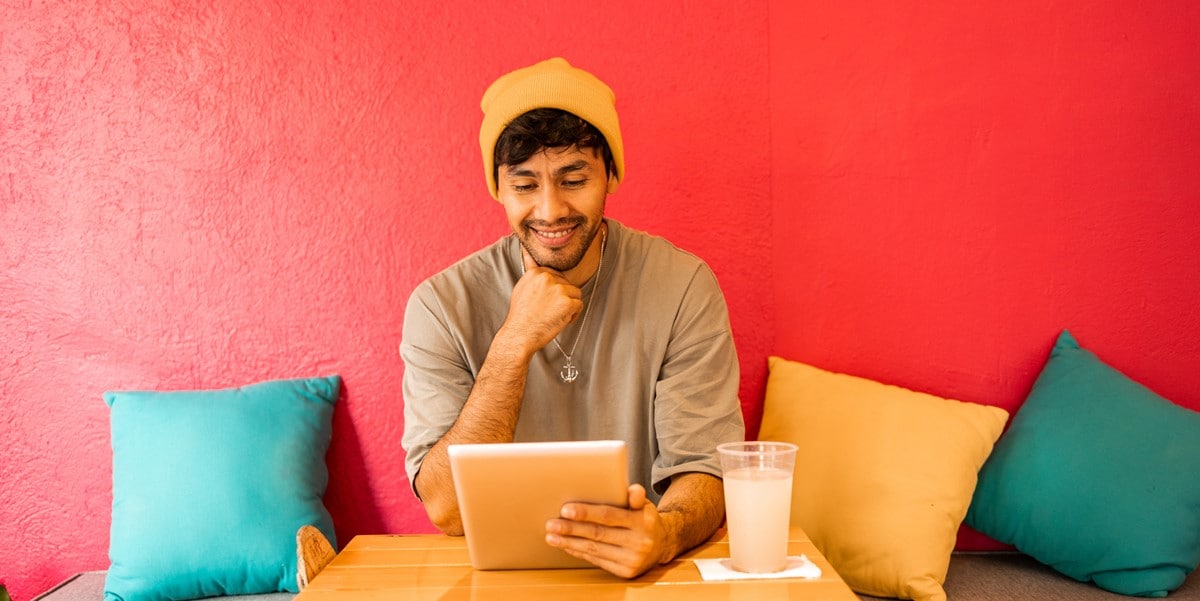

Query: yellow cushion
[758,356,1008,601]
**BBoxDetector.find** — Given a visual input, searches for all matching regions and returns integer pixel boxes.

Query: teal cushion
[104,376,340,601]
[966,332,1200,597]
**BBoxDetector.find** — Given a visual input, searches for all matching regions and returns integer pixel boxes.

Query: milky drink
[723,466,793,573]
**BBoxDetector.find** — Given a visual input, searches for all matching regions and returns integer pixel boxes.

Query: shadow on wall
[324,384,388,544]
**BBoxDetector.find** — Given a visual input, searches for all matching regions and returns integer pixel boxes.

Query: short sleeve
[650,265,745,493]
[399,282,475,496]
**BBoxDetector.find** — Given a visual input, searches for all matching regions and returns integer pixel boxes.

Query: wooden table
[296,527,859,600]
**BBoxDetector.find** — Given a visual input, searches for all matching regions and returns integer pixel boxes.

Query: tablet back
[447,440,629,570]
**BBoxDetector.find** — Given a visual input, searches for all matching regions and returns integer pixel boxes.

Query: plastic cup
[718,441,798,573]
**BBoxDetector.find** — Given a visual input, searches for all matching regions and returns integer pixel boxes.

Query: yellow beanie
[479,57,624,200]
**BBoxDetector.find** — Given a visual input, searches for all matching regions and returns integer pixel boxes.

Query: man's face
[498,146,611,273]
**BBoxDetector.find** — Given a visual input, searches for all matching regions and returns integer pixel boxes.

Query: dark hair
[493,108,616,181]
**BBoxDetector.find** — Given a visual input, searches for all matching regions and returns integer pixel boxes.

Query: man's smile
[528,222,582,249]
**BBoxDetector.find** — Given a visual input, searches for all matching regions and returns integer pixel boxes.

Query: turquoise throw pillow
[966,332,1200,597]
[105,375,341,601]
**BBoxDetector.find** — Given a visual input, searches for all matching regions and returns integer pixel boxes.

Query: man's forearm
[414,332,534,534]
[656,472,726,561]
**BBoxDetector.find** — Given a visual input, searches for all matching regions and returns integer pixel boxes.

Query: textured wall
[769,1,1200,549]
[5,0,1198,596]
[1,1,770,597]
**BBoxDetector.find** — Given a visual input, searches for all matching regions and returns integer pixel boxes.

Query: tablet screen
[448,440,629,570]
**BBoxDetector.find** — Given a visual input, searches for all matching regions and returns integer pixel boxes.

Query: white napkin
[694,555,822,581]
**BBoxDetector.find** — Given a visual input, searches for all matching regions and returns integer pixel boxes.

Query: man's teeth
[539,230,570,239]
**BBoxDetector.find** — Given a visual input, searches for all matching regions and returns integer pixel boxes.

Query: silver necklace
[519,228,607,383]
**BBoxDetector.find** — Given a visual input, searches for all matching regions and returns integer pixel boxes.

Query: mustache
[522,216,586,230]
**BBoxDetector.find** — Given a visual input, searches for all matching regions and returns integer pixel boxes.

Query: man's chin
[533,254,581,272]
[527,245,585,272]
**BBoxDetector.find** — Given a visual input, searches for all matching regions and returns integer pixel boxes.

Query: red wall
[1,1,770,597]
[3,0,1198,597]
[769,2,1200,548]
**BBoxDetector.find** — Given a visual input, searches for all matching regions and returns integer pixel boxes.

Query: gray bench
[35,558,1200,601]
[860,553,1200,601]
[33,573,293,601]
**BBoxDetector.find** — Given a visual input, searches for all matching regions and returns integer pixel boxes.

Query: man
[400,57,744,578]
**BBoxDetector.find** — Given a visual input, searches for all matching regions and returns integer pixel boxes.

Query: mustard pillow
[758,356,1008,601]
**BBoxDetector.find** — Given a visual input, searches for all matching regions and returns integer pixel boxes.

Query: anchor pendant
[559,361,579,383]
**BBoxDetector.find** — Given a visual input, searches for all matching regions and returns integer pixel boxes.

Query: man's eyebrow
[505,166,537,178]
[504,160,593,179]
[553,160,592,177]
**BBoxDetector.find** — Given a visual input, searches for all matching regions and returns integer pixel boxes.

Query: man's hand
[544,473,726,578]
[499,246,582,355]
[544,484,672,578]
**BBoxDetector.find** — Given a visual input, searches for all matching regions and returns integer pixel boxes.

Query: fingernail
[561,506,576,519]
[546,533,561,546]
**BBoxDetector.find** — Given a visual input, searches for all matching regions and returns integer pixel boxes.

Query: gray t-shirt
[400,219,745,502]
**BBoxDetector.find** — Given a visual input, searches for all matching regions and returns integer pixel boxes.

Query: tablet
[447,439,629,570]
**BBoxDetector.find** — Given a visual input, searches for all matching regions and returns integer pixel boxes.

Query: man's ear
[607,173,620,194]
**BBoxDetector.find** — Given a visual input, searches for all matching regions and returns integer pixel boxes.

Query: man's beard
[519,216,601,272]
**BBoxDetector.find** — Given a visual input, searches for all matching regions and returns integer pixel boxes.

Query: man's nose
[531,186,570,222]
